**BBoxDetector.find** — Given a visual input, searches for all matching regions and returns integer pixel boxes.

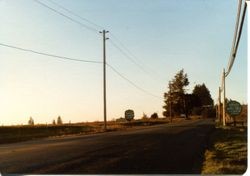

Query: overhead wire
[109,32,139,59]
[0,43,102,64]
[225,0,243,77]
[109,33,166,81]
[226,2,247,77]
[220,0,247,98]
[46,0,104,30]
[109,39,167,84]
[36,0,165,82]
[109,39,152,75]
[34,0,100,34]
[30,0,163,99]
[106,63,162,99]
[0,42,162,99]
[233,2,247,60]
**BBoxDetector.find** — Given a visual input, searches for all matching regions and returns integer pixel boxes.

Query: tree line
[163,69,214,119]
[28,116,63,126]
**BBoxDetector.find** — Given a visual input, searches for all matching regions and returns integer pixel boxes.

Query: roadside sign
[125,109,134,121]
[226,100,242,116]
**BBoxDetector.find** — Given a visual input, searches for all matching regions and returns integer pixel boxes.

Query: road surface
[0,119,214,174]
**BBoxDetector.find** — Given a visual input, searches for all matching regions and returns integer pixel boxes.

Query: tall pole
[169,82,172,123]
[218,87,221,123]
[100,30,109,130]
[223,69,226,126]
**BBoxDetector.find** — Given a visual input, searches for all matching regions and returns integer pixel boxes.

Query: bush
[202,108,216,118]
[28,117,34,126]
[57,116,63,125]
[192,107,202,115]
[150,113,158,119]
[142,113,148,119]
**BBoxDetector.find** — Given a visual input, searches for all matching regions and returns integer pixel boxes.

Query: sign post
[125,109,135,122]
[226,100,242,126]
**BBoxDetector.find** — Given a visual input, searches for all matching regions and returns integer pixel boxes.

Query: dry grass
[0,117,201,144]
[0,118,170,144]
[202,126,247,174]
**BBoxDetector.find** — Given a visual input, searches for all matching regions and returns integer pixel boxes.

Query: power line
[109,32,139,59]
[233,2,247,60]
[226,2,247,77]
[34,0,100,34]
[0,43,102,64]
[18,1,162,100]
[109,34,166,82]
[225,0,243,77]
[0,42,161,99]
[106,63,162,99]
[109,39,166,83]
[35,0,165,82]
[110,33,157,72]
[109,39,152,75]
[46,0,105,30]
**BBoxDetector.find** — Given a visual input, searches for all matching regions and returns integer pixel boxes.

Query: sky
[0,0,248,125]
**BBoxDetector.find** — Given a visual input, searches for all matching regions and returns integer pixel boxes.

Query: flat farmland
[0,118,171,144]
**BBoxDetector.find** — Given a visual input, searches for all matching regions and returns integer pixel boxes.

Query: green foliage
[150,113,158,119]
[191,83,214,116]
[142,112,148,119]
[57,116,63,125]
[28,117,34,126]
[192,107,202,115]
[52,119,56,125]
[201,108,216,118]
[163,70,215,118]
[163,69,189,117]
[193,83,214,106]
[202,127,247,174]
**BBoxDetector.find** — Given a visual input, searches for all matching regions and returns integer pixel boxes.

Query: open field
[0,118,178,144]
[201,126,247,174]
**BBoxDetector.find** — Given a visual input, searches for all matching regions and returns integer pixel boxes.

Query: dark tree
[191,83,214,117]
[52,119,56,125]
[28,117,34,126]
[142,113,148,119]
[192,83,214,106]
[150,113,159,119]
[57,116,63,125]
[163,69,189,118]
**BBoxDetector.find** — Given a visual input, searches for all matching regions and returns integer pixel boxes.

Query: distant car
[180,114,186,118]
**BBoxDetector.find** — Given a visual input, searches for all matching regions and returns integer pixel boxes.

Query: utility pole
[169,82,172,123]
[218,87,221,123]
[222,69,226,126]
[100,30,109,130]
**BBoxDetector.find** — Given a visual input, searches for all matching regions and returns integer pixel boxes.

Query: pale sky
[0,0,248,125]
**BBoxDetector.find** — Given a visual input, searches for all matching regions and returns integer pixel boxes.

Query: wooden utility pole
[100,30,109,130]
[169,82,172,123]
[222,69,226,126]
[218,87,221,123]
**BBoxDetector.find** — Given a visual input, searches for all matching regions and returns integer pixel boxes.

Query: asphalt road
[0,119,214,174]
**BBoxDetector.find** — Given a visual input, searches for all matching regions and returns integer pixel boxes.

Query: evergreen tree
[150,113,159,119]
[52,119,56,125]
[57,116,63,125]
[163,69,189,117]
[28,117,34,125]
[192,83,214,106]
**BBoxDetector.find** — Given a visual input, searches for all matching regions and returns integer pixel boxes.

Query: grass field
[0,118,172,144]
[201,126,247,174]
